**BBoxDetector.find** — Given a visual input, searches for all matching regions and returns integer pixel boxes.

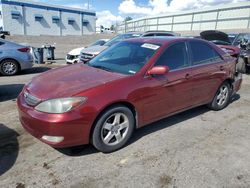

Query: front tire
[0,59,19,76]
[208,82,231,111]
[92,105,135,153]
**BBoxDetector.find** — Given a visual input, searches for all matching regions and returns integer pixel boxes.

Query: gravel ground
[0,55,250,187]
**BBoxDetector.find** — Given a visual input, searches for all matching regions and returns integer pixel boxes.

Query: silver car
[79,32,143,63]
[0,39,33,76]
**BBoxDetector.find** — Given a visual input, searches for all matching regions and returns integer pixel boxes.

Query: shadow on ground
[21,66,51,75]
[0,84,24,102]
[0,124,19,176]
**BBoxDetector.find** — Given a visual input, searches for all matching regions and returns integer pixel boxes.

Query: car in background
[228,33,250,46]
[142,30,181,37]
[0,31,10,39]
[101,28,115,34]
[200,30,240,57]
[79,32,142,63]
[66,39,109,64]
[18,37,242,153]
[0,39,33,76]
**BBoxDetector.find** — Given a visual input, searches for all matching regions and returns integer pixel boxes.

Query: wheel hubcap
[2,62,17,75]
[101,113,129,146]
[216,86,229,106]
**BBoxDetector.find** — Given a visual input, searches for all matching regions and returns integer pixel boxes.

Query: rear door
[141,41,193,123]
[188,40,226,106]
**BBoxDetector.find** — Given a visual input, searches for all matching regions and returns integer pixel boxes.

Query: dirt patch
[159,174,173,188]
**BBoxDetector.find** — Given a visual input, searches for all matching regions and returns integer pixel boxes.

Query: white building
[0,0,96,36]
[117,2,250,34]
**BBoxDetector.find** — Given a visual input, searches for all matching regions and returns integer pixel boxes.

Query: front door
[140,42,194,125]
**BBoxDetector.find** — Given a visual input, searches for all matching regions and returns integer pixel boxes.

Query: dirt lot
[0,39,250,187]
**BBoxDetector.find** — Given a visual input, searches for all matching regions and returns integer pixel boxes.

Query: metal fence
[117,2,250,34]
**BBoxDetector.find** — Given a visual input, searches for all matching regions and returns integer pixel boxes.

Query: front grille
[67,54,77,60]
[80,53,95,62]
[24,92,41,106]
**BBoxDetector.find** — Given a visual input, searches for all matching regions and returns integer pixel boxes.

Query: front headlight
[35,97,87,114]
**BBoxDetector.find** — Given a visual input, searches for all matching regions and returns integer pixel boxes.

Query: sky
[33,0,250,27]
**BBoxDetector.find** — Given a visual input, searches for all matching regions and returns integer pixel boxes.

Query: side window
[155,33,174,37]
[155,42,189,71]
[189,41,221,65]
[143,33,155,37]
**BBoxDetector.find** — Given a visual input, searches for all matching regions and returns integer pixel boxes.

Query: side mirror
[148,66,169,76]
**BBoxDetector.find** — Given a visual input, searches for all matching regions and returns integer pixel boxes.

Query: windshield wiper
[91,65,113,72]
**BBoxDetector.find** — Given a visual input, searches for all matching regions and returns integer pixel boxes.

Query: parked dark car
[200,30,240,57]
[18,37,242,153]
[236,38,250,74]
[228,33,250,46]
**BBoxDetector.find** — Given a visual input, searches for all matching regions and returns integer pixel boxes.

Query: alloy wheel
[101,113,129,146]
[2,61,17,75]
[216,86,229,106]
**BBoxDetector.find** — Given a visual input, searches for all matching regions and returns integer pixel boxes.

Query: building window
[34,14,43,21]
[11,10,21,19]
[68,18,75,25]
[52,16,60,23]
[82,19,89,26]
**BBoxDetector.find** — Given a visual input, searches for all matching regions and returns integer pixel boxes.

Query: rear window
[189,41,222,65]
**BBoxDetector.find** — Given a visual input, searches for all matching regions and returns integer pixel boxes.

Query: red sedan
[17,37,242,153]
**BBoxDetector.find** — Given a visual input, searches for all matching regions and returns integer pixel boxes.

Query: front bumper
[20,59,34,70]
[17,93,94,148]
[65,56,79,64]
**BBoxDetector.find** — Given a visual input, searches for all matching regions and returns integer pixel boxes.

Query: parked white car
[66,39,109,64]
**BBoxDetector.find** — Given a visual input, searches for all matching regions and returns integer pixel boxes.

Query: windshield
[228,34,237,44]
[88,41,160,75]
[104,33,142,47]
[89,40,106,47]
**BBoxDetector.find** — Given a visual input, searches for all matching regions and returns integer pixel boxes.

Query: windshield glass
[88,41,160,75]
[90,40,106,47]
[105,33,142,47]
[228,34,237,44]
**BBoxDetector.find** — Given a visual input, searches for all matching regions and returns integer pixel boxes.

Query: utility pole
[87,0,90,10]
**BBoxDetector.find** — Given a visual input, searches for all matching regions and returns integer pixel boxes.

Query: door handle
[185,73,192,79]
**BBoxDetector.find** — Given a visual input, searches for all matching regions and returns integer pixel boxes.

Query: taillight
[18,47,30,53]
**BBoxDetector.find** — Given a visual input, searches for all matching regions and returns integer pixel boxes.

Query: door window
[155,42,189,71]
[189,41,221,65]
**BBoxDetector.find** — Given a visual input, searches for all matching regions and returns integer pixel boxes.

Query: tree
[124,16,133,22]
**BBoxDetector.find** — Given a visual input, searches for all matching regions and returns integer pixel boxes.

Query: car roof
[143,31,180,36]
[125,36,192,45]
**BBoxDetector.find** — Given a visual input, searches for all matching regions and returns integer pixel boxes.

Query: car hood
[25,64,126,100]
[200,30,231,44]
[81,45,108,55]
[68,47,86,56]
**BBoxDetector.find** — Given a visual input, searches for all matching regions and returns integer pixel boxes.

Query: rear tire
[92,105,135,153]
[0,59,19,76]
[208,82,231,111]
